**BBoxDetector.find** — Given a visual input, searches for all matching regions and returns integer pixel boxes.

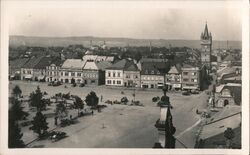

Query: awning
[25,75,33,79]
[38,75,45,80]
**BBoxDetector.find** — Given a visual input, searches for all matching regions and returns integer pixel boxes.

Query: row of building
[9,54,208,91]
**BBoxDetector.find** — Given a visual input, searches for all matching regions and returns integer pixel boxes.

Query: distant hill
[9,35,242,49]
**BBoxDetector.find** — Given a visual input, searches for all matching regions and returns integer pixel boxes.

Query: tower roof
[201,22,212,40]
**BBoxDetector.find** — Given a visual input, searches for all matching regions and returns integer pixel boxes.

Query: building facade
[181,64,201,91]
[200,23,212,69]
[123,62,140,87]
[165,65,182,90]
[59,59,85,84]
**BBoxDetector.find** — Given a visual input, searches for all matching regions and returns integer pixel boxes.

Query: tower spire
[203,22,209,39]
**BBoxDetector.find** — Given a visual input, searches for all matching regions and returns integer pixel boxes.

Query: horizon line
[9,35,242,42]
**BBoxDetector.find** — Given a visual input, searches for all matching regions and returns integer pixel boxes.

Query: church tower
[200,22,212,69]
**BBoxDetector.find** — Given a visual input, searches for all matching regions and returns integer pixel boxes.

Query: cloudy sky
[6,1,242,41]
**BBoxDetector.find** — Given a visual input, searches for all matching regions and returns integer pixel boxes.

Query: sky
[6,1,242,41]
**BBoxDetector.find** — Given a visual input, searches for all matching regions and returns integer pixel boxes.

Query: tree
[55,102,68,121]
[9,97,29,121]
[30,111,49,137]
[224,127,235,148]
[85,91,99,108]
[30,86,46,111]
[8,98,26,148]
[12,85,22,98]
[73,96,84,116]
[9,118,25,148]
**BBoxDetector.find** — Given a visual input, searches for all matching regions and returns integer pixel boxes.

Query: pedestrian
[101,95,103,102]
[92,110,94,115]
[70,115,72,120]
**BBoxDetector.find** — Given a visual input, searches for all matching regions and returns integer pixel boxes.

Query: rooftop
[22,56,44,69]
[61,59,85,69]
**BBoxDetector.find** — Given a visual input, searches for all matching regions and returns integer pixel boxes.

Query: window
[23,70,25,74]
[118,72,121,77]
[91,80,95,84]
[77,73,81,77]
[191,79,197,82]
[117,81,121,84]
[192,72,197,76]
[126,74,130,78]
[61,72,63,76]
[71,72,75,76]
[183,78,189,82]
[134,75,138,79]
[107,80,111,84]
[65,72,69,76]
[183,72,188,75]
[113,80,116,84]
[108,72,111,77]
[113,72,116,77]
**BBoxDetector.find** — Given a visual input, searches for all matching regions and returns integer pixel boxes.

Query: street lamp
[154,84,176,148]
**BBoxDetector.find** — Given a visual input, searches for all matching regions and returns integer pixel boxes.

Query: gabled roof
[61,59,85,69]
[140,58,167,63]
[22,56,44,69]
[96,61,112,71]
[168,65,181,74]
[83,61,99,70]
[141,61,169,75]
[106,59,127,70]
[34,57,52,69]
[9,58,29,69]
[124,61,139,71]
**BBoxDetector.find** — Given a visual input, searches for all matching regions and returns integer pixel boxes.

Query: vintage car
[50,131,67,142]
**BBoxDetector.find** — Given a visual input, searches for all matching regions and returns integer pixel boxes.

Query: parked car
[50,131,67,142]
[182,90,190,96]
[79,83,85,87]
[191,89,199,94]
[52,81,61,87]
[121,97,128,104]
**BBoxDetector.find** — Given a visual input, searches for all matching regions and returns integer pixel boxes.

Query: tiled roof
[168,65,181,74]
[9,58,29,69]
[34,57,52,69]
[141,61,168,75]
[83,61,99,70]
[140,58,167,63]
[61,59,85,69]
[106,59,127,70]
[22,56,44,69]
[106,56,115,62]
[96,61,112,71]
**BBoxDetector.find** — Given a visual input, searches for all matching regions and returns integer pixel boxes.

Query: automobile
[191,90,199,94]
[50,131,67,142]
[71,83,77,87]
[52,81,61,87]
[121,97,128,104]
[79,83,85,87]
[182,91,190,96]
